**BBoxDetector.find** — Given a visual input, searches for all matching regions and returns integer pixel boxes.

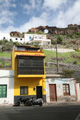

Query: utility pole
[56,39,59,72]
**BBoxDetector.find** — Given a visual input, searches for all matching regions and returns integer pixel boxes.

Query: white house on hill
[0,33,51,45]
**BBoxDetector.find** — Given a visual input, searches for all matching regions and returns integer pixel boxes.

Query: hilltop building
[0,32,51,45]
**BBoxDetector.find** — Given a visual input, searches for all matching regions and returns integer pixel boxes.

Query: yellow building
[11,45,46,103]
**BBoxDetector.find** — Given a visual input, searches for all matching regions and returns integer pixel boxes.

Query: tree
[57,35,63,44]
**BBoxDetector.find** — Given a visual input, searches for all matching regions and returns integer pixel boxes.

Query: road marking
[75,113,80,120]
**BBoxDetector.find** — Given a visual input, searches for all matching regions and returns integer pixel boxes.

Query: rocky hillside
[28,24,80,35]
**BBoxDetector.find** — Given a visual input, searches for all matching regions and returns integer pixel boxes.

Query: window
[18,57,44,75]
[10,39,12,41]
[20,86,28,95]
[29,36,32,40]
[35,37,37,39]
[20,38,22,40]
[15,38,18,40]
[0,85,7,98]
[3,37,5,39]
[63,84,70,96]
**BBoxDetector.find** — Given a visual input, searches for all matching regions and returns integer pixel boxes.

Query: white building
[0,33,51,45]
[24,34,51,45]
[10,37,24,43]
[46,75,77,103]
[0,33,10,41]
[0,70,14,105]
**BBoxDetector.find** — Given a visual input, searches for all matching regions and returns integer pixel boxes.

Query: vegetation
[62,68,75,77]
[44,50,80,65]
[57,35,63,44]
[27,30,46,35]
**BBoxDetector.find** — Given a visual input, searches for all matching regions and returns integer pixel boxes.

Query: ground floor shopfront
[14,77,46,103]
[0,70,79,105]
[46,77,77,103]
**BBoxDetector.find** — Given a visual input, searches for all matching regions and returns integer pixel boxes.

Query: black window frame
[17,57,44,75]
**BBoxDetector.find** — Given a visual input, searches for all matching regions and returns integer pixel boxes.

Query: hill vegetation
[0,31,80,68]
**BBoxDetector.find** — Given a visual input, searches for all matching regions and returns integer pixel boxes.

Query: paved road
[0,105,80,120]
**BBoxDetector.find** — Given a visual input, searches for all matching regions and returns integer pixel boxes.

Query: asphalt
[0,104,80,120]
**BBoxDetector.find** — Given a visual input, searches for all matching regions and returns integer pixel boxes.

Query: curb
[43,102,80,106]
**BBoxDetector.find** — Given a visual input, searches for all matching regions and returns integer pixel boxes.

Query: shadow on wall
[9,70,14,89]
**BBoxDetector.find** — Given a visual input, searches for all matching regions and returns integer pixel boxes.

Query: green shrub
[51,40,56,44]
[57,35,63,44]
[62,68,75,77]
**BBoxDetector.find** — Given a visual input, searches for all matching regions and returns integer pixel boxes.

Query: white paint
[24,34,51,45]
[0,33,10,41]
[0,33,51,45]
[10,37,24,43]
[46,78,76,102]
[76,83,80,101]
[0,70,14,105]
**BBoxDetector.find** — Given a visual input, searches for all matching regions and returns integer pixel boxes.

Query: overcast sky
[0,0,80,33]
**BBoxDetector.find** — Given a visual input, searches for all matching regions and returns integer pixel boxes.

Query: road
[0,105,80,120]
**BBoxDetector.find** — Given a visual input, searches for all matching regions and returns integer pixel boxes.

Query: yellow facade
[11,46,46,102]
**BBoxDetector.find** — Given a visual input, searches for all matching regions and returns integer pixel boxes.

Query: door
[36,86,42,99]
[49,84,57,101]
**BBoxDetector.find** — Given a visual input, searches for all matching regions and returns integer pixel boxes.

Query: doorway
[49,84,57,101]
[36,86,42,99]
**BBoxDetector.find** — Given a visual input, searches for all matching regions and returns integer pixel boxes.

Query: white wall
[76,83,80,101]
[0,33,10,41]
[46,78,76,102]
[10,37,24,43]
[24,34,51,45]
[0,70,14,105]
[0,33,51,45]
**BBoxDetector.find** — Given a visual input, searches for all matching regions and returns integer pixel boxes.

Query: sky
[0,0,80,33]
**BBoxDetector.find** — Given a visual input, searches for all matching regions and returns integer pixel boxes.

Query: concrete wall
[46,78,76,103]
[0,70,14,105]
[76,83,80,101]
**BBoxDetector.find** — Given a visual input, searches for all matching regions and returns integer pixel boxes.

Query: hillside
[0,50,80,68]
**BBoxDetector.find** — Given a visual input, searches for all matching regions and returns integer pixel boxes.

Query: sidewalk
[43,101,80,106]
[1,101,80,107]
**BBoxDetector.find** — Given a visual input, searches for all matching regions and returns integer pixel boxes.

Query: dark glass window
[20,86,28,95]
[18,57,44,75]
